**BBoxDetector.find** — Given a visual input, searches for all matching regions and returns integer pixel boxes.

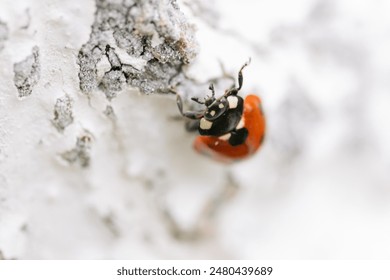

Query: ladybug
[176,60,266,163]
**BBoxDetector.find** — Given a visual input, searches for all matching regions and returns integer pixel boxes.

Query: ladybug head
[191,84,230,121]
[176,59,250,124]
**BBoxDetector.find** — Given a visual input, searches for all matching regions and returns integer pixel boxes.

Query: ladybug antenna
[209,83,216,97]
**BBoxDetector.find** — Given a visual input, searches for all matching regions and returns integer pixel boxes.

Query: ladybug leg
[237,58,251,91]
[217,59,235,82]
[191,97,205,105]
[176,94,204,119]
[203,60,235,85]
[185,119,200,132]
[224,58,251,97]
[209,84,216,97]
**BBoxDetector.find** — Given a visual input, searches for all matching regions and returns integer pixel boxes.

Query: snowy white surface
[1,0,390,259]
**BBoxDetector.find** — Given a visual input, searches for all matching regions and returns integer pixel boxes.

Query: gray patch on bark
[99,68,126,100]
[13,46,40,98]
[52,95,74,132]
[60,133,93,168]
[0,20,8,51]
[77,0,198,97]
[103,104,116,121]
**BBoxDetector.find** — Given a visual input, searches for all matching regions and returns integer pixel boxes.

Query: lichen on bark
[77,0,198,98]
[13,46,40,98]
[60,133,93,168]
[52,95,74,132]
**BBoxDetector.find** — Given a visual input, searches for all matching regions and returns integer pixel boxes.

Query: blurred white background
[0,0,390,259]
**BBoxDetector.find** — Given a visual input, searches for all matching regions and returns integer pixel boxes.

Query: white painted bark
[1,0,390,259]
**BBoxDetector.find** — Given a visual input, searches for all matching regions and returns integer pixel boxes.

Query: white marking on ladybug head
[219,103,224,109]
[236,117,245,129]
[227,96,238,109]
[210,110,216,116]
[200,118,213,130]
[219,133,231,141]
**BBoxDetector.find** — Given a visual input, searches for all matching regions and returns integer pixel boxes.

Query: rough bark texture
[78,0,197,97]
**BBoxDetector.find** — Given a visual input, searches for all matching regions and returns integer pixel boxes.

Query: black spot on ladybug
[229,128,248,146]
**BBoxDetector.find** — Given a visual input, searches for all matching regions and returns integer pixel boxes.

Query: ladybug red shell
[193,94,265,163]
[176,60,265,163]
